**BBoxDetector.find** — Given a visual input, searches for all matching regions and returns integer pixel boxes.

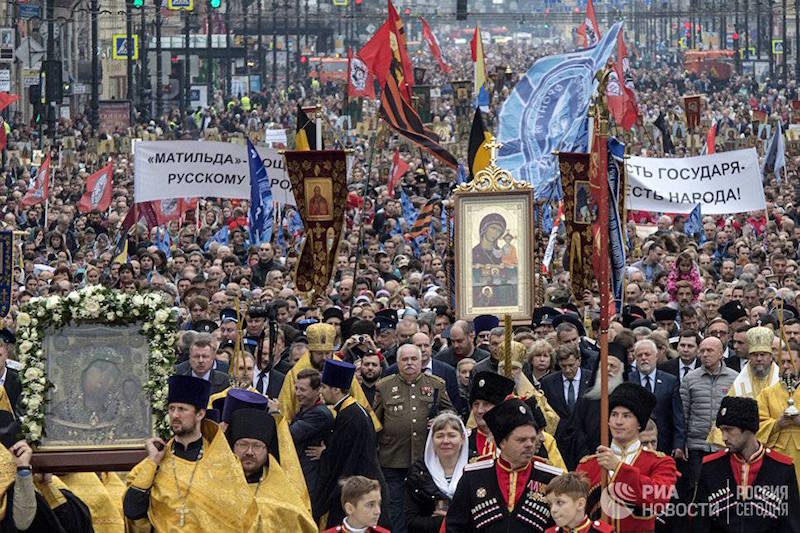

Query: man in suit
[659,329,701,384]
[175,333,230,395]
[552,315,598,370]
[384,332,462,413]
[0,330,20,415]
[629,338,686,457]
[540,344,593,421]
[252,336,286,400]
[434,320,489,368]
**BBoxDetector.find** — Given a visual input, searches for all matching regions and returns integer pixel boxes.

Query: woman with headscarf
[404,412,469,533]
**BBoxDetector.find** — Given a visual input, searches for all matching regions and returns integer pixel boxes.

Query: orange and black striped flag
[379,71,458,169]
[406,199,437,240]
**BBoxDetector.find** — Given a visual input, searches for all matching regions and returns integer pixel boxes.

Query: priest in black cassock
[312,359,388,528]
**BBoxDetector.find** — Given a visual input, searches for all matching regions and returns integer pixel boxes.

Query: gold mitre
[307,323,336,352]
[747,326,774,354]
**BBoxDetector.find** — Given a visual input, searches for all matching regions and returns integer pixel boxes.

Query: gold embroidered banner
[284,150,348,297]
[559,152,594,299]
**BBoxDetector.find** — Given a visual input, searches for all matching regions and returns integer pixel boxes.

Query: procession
[0,0,797,530]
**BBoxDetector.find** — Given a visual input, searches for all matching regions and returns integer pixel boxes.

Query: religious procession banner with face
[454,153,535,324]
[15,287,178,471]
[284,150,348,298]
[559,151,595,299]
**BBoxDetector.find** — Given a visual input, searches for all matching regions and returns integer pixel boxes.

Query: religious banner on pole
[558,151,594,299]
[284,150,348,297]
[683,94,702,129]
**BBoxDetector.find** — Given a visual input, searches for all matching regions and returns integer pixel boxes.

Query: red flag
[77,162,114,213]
[705,120,717,154]
[388,150,409,196]
[153,198,196,226]
[0,125,7,152]
[387,0,414,102]
[576,0,600,48]
[356,22,393,96]
[589,114,612,327]
[607,30,638,130]
[0,93,19,112]
[0,92,19,111]
[347,46,376,98]
[21,154,50,207]
[419,17,451,74]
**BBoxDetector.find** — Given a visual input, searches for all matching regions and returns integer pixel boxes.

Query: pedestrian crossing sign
[111,34,139,60]
[332,0,348,6]
[773,39,784,55]
[167,0,194,10]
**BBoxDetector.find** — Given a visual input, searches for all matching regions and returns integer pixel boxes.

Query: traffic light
[133,0,143,7]
[403,7,410,15]
[210,0,221,8]
[457,0,467,19]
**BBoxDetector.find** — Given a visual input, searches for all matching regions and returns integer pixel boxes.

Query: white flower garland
[16,286,177,443]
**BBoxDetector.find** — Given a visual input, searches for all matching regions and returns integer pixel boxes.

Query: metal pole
[225,0,231,95]
[258,0,264,86]
[141,5,149,119]
[304,0,308,51]
[745,0,750,52]
[296,0,300,84]
[782,0,787,86]
[242,0,248,90]
[757,0,762,58]
[795,0,799,81]
[126,0,134,112]
[91,0,98,129]
[769,0,774,77]
[46,0,55,133]
[155,0,163,117]
[272,0,277,87]
[285,0,289,89]
[207,0,213,103]
[183,10,190,116]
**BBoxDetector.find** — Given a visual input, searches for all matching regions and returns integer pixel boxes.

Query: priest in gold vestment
[227,407,317,532]
[756,343,800,483]
[123,375,258,531]
[278,323,381,430]
[708,326,781,446]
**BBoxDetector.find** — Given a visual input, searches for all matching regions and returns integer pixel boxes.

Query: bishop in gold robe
[278,323,381,430]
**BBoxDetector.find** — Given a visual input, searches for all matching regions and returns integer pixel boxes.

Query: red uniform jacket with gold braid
[576,447,677,533]
[545,518,615,533]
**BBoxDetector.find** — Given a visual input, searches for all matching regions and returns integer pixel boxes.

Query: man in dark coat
[446,398,562,532]
[289,368,333,494]
[313,359,388,527]
[693,396,800,532]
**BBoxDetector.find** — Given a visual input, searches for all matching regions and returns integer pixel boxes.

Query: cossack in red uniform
[692,396,800,533]
[577,445,677,533]
[545,517,615,533]
[446,398,563,532]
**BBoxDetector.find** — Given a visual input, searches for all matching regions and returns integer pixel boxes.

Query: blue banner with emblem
[608,137,626,313]
[0,232,13,317]
[496,22,621,200]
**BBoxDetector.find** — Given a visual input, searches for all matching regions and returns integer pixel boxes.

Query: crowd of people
[0,24,796,533]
